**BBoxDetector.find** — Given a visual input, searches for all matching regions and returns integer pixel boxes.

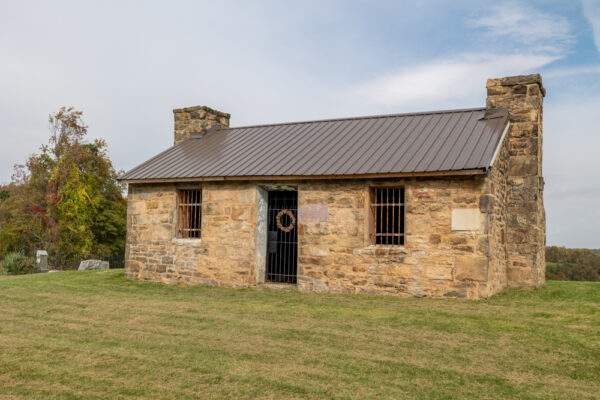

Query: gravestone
[78,260,109,271]
[36,250,48,273]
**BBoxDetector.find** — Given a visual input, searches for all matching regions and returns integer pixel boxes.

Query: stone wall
[173,106,230,145]
[296,177,497,298]
[126,182,257,286]
[126,173,510,299]
[486,74,545,287]
[486,123,510,294]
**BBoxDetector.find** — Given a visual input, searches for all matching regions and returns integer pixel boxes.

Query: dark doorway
[266,191,298,283]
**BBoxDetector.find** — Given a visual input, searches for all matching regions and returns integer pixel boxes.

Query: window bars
[370,187,405,245]
[177,189,202,239]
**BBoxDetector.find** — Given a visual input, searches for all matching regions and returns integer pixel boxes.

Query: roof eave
[120,168,487,184]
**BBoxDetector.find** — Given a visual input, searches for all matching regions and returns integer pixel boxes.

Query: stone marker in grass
[36,250,48,273]
[78,260,109,271]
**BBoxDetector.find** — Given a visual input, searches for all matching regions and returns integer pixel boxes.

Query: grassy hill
[0,271,599,399]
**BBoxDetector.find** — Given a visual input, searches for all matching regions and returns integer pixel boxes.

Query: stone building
[120,74,545,299]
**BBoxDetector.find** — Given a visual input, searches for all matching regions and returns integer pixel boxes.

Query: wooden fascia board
[121,169,487,185]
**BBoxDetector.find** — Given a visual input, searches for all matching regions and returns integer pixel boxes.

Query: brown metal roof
[120,107,509,182]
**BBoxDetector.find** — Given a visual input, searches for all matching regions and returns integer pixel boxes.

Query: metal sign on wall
[297,205,328,223]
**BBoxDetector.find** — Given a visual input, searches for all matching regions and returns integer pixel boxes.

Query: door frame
[265,190,298,284]
[255,185,298,284]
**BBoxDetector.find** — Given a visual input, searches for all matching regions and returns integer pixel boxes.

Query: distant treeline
[546,246,600,282]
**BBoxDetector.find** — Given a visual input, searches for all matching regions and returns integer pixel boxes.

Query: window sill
[355,245,408,256]
[172,238,203,247]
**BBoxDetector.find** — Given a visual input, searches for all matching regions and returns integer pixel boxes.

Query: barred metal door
[266,191,297,283]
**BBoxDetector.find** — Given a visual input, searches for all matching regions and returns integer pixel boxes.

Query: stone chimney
[486,74,546,288]
[173,106,230,145]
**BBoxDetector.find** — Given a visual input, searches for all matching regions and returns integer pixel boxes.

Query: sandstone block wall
[126,182,257,286]
[126,172,511,299]
[486,74,545,287]
[486,123,510,294]
[296,178,497,298]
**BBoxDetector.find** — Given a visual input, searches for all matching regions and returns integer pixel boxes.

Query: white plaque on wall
[451,209,480,231]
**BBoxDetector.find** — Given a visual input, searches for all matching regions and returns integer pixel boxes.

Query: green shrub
[0,253,37,275]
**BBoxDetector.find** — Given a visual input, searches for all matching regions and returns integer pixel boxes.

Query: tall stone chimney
[486,74,546,287]
[173,105,230,145]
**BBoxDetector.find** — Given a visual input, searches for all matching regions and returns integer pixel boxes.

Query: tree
[546,246,600,282]
[0,107,126,268]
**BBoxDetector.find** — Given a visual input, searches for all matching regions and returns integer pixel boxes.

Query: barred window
[177,189,202,239]
[370,187,405,245]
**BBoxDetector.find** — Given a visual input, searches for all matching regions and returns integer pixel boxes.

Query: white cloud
[350,53,559,109]
[470,2,573,54]
[350,3,572,111]
[583,0,600,53]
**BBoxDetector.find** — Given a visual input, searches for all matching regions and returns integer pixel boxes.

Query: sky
[0,0,599,248]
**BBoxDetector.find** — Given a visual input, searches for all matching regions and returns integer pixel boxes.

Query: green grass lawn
[1,271,599,399]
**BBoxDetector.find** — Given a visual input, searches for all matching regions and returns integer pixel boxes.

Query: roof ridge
[227,107,487,130]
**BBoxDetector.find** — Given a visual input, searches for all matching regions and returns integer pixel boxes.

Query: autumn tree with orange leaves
[0,107,126,268]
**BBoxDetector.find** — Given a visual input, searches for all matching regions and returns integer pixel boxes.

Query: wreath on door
[276,209,296,232]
